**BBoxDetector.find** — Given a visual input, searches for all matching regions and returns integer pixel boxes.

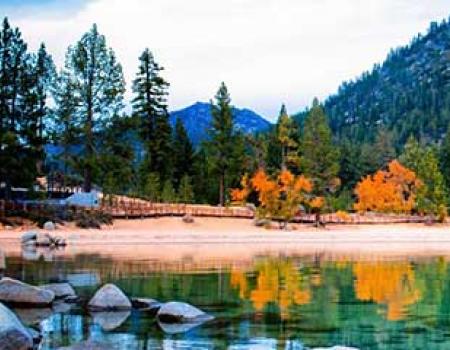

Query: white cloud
[4,0,449,120]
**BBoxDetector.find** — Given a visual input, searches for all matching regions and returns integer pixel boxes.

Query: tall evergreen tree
[208,82,235,206]
[28,43,56,176]
[62,24,125,192]
[132,48,172,183]
[440,127,450,188]
[172,118,194,188]
[400,136,447,219]
[277,104,299,170]
[51,70,81,184]
[302,98,340,194]
[0,18,51,197]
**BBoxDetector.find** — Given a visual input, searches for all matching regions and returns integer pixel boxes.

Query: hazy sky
[1,0,449,120]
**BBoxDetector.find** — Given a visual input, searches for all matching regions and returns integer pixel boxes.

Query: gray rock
[58,340,117,350]
[43,221,56,231]
[40,283,76,299]
[254,218,271,227]
[157,301,213,323]
[88,284,131,311]
[182,214,194,223]
[0,302,33,350]
[91,311,130,331]
[0,277,55,306]
[21,231,37,244]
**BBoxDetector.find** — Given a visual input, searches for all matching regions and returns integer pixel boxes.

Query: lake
[2,247,450,349]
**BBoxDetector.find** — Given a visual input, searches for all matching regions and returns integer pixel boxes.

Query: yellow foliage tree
[231,168,313,228]
[354,160,422,214]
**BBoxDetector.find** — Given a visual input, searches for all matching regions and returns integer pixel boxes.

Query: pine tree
[338,138,363,190]
[144,173,160,202]
[97,115,136,194]
[440,127,450,188]
[172,118,193,188]
[62,24,125,192]
[373,127,396,169]
[208,82,235,206]
[51,69,81,184]
[178,174,194,203]
[400,136,447,219]
[132,48,172,183]
[302,98,340,194]
[26,43,56,176]
[0,18,46,197]
[161,179,176,203]
[277,104,299,170]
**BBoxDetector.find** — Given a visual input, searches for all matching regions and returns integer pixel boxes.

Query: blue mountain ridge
[169,102,272,145]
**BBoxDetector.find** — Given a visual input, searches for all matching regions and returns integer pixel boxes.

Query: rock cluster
[0,278,214,349]
[22,231,66,248]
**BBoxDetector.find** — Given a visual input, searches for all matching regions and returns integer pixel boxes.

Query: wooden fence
[0,199,433,224]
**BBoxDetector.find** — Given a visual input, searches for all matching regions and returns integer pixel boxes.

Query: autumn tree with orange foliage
[231,168,313,228]
[354,160,422,213]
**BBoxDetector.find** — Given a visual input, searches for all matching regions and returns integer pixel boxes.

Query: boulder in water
[157,301,213,323]
[88,284,131,311]
[21,231,37,244]
[40,283,76,299]
[0,302,33,350]
[0,278,55,306]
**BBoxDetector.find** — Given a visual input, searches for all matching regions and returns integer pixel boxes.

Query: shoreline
[1,217,450,260]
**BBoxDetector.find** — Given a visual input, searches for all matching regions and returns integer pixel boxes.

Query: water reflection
[4,252,450,349]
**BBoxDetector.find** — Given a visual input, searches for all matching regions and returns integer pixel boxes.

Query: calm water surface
[3,248,450,349]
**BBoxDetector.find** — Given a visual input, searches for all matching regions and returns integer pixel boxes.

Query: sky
[1,0,449,120]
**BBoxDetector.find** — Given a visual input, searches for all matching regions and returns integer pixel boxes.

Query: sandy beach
[1,217,450,262]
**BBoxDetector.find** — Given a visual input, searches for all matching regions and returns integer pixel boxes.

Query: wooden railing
[0,199,432,224]
[101,201,254,219]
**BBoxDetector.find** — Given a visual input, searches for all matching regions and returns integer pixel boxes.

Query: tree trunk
[219,173,224,207]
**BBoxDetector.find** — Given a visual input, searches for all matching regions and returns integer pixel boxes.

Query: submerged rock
[88,284,131,311]
[13,307,52,326]
[58,340,117,350]
[0,278,55,306]
[131,297,162,312]
[91,311,131,331]
[40,283,76,299]
[0,302,33,350]
[157,301,213,323]
[312,347,359,350]
[158,320,207,334]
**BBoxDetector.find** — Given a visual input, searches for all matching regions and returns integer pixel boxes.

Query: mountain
[170,102,271,145]
[294,18,450,147]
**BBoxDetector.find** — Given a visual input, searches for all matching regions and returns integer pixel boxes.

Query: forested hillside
[295,18,450,147]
